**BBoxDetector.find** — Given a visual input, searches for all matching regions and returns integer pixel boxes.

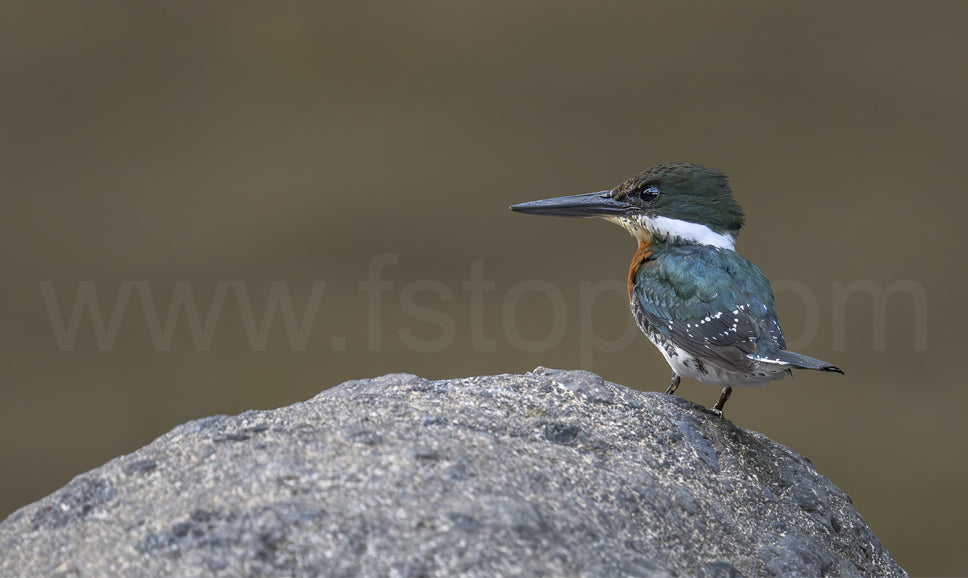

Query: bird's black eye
[637,185,660,202]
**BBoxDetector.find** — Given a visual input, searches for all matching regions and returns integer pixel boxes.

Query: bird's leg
[666,373,680,395]
[710,386,732,416]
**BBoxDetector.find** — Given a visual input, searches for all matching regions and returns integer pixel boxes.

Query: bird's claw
[710,386,732,416]
[665,373,681,395]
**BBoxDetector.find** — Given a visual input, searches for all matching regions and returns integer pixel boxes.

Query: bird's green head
[511,163,745,249]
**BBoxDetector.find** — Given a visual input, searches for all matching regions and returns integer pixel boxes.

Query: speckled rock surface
[0,368,905,577]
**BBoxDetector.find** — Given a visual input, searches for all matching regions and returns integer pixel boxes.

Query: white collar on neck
[645,215,736,250]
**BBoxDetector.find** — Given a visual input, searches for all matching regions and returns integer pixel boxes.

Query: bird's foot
[710,386,732,417]
[665,373,681,395]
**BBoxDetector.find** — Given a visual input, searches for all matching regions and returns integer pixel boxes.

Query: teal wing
[633,245,786,372]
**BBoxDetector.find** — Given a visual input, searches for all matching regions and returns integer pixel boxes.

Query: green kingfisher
[510,162,843,415]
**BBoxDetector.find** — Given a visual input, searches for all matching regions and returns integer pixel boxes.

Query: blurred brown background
[1,1,964,574]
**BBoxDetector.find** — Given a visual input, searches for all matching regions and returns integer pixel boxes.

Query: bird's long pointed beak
[510,190,630,218]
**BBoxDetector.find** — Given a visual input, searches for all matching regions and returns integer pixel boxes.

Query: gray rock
[0,369,905,577]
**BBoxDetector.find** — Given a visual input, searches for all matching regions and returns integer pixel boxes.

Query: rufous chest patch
[627,240,653,302]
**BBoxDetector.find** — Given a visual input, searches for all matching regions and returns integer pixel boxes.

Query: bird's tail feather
[753,350,844,374]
